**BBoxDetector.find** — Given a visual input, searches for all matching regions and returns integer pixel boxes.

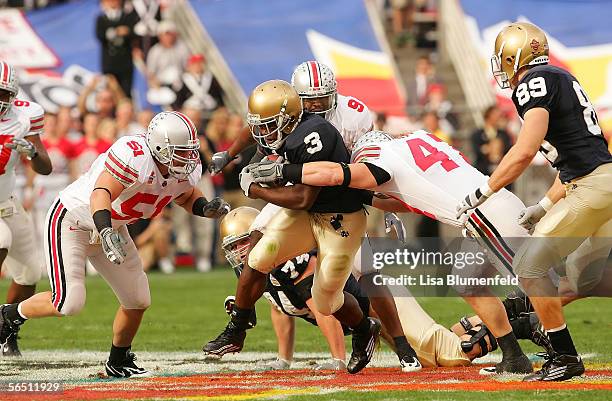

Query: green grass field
[1,269,611,401]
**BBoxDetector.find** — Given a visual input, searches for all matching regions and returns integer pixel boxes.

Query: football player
[456,22,612,381]
[204,80,379,374]
[0,61,52,356]
[210,62,420,371]
[0,111,230,377]
[248,129,535,374]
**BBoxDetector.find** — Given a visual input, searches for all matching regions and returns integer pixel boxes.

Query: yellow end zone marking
[182,387,322,400]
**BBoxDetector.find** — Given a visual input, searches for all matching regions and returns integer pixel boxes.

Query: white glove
[208,151,235,175]
[517,197,553,233]
[224,295,235,315]
[99,227,127,265]
[258,358,291,371]
[250,160,284,184]
[6,138,36,159]
[384,212,406,243]
[313,358,346,371]
[200,197,231,218]
[239,166,255,196]
[456,183,494,219]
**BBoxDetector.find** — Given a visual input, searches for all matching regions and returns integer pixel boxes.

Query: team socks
[3,303,27,326]
[497,331,523,358]
[393,335,417,358]
[547,324,578,356]
[109,344,131,364]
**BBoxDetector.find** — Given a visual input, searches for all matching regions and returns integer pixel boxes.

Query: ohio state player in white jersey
[0,61,52,357]
[0,111,230,377]
[248,130,536,374]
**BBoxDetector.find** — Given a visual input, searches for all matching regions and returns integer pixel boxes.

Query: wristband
[282,164,303,183]
[340,162,351,187]
[192,197,208,217]
[92,209,112,233]
[538,196,554,212]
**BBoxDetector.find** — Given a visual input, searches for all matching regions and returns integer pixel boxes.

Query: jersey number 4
[406,136,459,172]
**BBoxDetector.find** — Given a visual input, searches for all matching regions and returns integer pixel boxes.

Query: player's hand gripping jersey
[513,65,612,182]
[0,99,44,202]
[60,135,202,228]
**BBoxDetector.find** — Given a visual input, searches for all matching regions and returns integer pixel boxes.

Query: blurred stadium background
[0,1,611,400]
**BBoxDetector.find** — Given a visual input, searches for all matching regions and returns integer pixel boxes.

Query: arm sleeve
[24,102,45,137]
[515,70,559,116]
[103,137,142,187]
[364,162,392,185]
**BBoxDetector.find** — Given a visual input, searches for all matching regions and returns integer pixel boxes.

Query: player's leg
[89,225,151,378]
[310,210,378,374]
[203,208,316,357]
[1,201,88,357]
[516,166,612,381]
[352,237,421,371]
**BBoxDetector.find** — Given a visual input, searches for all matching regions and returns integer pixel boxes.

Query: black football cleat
[523,353,585,382]
[347,317,381,374]
[0,304,21,357]
[105,350,150,378]
[203,321,247,358]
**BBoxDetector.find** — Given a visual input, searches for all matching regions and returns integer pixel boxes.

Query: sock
[16,303,28,320]
[231,305,255,331]
[393,336,417,358]
[109,344,131,364]
[3,303,26,327]
[497,332,524,359]
[354,316,370,333]
[547,325,578,356]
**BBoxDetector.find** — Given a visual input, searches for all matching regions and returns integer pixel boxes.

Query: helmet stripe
[1,62,9,85]
[171,111,197,141]
[309,61,320,88]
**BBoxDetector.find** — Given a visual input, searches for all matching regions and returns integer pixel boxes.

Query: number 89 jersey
[59,135,201,229]
[512,64,612,182]
[353,130,487,227]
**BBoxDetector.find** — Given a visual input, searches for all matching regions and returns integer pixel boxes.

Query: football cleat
[0,304,21,357]
[347,317,381,374]
[479,354,533,375]
[258,358,291,371]
[399,354,422,373]
[105,351,150,378]
[202,321,247,358]
[523,353,585,382]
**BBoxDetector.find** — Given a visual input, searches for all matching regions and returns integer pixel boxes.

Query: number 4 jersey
[59,135,201,229]
[513,64,612,182]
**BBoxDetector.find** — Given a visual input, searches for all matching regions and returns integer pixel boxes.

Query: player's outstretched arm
[285,161,378,189]
[209,126,255,175]
[487,108,549,192]
[7,135,52,175]
[174,187,230,219]
[249,183,320,210]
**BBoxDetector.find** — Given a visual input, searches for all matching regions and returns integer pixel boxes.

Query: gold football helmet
[220,206,260,268]
[247,80,303,150]
[491,22,549,89]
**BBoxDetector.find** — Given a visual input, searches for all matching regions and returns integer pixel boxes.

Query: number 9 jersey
[512,64,612,182]
[59,134,202,229]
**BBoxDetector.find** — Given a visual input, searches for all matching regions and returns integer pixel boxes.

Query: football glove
[201,197,231,218]
[456,183,494,219]
[224,295,235,315]
[239,166,255,196]
[99,227,127,265]
[250,159,284,184]
[384,212,406,243]
[6,138,36,159]
[517,197,553,233]
[208,151,235,175]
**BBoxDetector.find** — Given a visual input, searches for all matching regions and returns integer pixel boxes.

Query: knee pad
[248,238,281,273]
[311,283,344,316]
[0,220,12,250]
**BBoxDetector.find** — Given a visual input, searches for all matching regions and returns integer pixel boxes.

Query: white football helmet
[351,130,393,163]
[0,62,18,117]
[145,111,200,179]
[291,61,337,115]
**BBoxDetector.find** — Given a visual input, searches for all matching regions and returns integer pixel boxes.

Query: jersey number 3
[304,132,323,154]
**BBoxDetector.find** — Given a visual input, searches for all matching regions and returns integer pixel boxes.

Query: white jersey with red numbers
[327,94,374,152]
[0,99,44,202]
[59,134,201,229]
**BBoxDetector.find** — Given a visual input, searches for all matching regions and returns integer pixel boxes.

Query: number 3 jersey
[513,64,612,182]
[59,135,201,230]
[354,130,488,227]
[0,99,44,202]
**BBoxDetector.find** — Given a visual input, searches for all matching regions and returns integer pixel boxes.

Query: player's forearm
[90,189,113,214]
[248,184,317,210]
[299,162,344,186]
[307,298,346,361]
[487,146,533,192]
[228,126,254,158]
[30,150,52,175]
[545,173,566,203]
[176,187,204,214]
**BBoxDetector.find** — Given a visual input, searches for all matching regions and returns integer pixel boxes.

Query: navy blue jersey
[279,113,366,213]
[512,64,612,182]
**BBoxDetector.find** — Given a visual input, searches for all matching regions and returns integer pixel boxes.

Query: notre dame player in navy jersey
[204,80,379,374]
[457,22,612,382]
